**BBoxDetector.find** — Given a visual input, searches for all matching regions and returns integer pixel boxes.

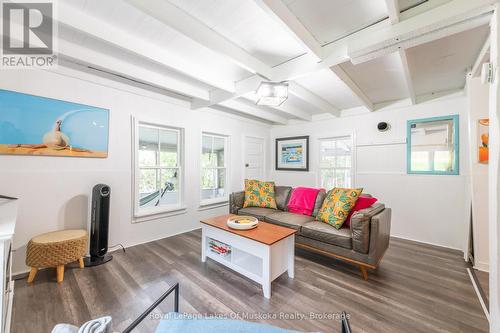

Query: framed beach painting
[478,118,489,164]
[0,89,109,158]
[276,136,309,171]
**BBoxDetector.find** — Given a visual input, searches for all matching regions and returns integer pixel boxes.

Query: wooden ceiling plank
[254,0,362,114]
[220,99,288,125]
[58,2,235,93]
[288,82,340,116]
[57,39,209,100]
[330,65,374,111]
[124,0,273,79]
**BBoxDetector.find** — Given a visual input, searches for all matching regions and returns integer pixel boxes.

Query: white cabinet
[0,197,17,333]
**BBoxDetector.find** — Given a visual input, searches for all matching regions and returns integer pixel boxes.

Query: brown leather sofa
[229,186,391,280]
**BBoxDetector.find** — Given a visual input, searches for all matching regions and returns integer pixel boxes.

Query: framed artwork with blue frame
[407,115,459,175]
[0,89,109,158]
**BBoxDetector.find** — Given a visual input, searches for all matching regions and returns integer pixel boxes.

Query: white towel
[78,316,112,333]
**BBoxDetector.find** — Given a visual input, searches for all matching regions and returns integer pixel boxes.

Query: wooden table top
[200,214,296,245]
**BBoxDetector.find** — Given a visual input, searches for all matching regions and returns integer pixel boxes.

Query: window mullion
[136,124,183,215]
[157,129,160,168]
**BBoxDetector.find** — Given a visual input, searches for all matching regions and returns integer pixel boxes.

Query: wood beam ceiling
[58,2,233,92]
[124,0,273,79]
[384,0,417,104]
[56,0,497,122]
[254,0,373,112]
[219,99,288,125]
[471,35,491,77]
[125,0,322,122]
[348,0,495,63]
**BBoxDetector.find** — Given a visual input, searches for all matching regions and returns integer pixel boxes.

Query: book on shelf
[208,239,231,257]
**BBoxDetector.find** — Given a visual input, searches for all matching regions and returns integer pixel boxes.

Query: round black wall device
[377,122,390,132]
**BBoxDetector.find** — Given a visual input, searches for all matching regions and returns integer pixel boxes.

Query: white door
[245,136,265,180]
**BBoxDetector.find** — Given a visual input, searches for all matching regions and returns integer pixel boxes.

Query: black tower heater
[84,184,113,267]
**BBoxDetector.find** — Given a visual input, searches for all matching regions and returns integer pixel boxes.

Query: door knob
[245,163,249,167]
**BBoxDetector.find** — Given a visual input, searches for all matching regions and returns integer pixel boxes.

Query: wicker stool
[26,229,88,284]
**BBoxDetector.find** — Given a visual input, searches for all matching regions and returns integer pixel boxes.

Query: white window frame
[318,135,355,189]
[132,120,185,219]
[200,132,230,206]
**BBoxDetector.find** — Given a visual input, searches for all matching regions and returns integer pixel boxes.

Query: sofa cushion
[265,212,315,230]
[275,186,292,211]
[301,221,352,249]
[238,207,278,220]
[316,188,363,229]
[243,179,277,209]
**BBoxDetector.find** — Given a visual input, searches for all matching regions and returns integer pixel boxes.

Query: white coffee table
[201,214,296,299]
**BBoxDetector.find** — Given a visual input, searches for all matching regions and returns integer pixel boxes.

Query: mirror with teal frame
[407,115,459,175]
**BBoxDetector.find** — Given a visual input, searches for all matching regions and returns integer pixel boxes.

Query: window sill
[133,206,187,223]
[198,198,229,211]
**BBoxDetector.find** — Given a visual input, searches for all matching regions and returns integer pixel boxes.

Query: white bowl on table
[227,216,258,230]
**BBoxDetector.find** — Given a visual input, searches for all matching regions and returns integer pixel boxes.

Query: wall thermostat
[377,122,390,132]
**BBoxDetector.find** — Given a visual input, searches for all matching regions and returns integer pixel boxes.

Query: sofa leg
[359,265,368,281]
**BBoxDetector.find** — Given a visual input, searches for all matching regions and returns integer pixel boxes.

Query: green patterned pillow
[317,188,363,229]
[243,179,277,209]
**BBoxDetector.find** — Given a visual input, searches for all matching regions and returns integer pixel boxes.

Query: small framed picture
[276,136,309,171]
[478,118,489,164]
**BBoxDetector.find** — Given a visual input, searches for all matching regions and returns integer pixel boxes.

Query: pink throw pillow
[345,196,378,227]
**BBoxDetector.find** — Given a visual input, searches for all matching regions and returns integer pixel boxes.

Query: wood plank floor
[12,230,488,333]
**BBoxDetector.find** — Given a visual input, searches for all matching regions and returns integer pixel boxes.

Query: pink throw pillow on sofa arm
[345,196,378,227]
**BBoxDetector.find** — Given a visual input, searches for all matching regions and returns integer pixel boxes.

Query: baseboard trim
[12,272,28,281]
[474,261,490,273]
[390,235,463,253]
[13,226,202,278]
[467,267,489,322]
[121,226,201,251]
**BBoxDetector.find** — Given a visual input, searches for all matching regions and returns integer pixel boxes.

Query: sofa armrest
[367,208,392,265]
[350,203,385,254]
[229,191,245,214]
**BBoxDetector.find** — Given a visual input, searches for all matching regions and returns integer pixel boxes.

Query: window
[201,133,228,204]
[135,123,183,216]
[319,136,354,189]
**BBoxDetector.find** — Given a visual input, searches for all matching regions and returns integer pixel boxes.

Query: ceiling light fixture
[256,81,288,106]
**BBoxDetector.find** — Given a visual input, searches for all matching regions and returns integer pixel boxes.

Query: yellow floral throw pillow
[317,188,363,229]
[243,179,278,209]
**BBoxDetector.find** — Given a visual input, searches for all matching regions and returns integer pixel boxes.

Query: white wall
[489,9,500,332]
[467,77,490,272]
[0,67,270,274]
[269,93,470,251]
[0,65,476,275]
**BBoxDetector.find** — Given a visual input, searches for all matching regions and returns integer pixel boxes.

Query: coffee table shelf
[201,214,296,298]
